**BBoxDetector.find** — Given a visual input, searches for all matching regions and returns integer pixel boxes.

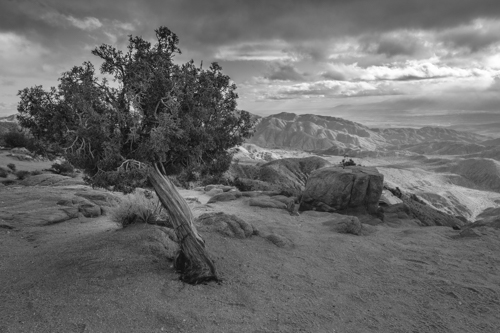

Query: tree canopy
[18,27,255,192]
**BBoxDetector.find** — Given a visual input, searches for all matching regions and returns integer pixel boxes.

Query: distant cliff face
[247,112,489,153]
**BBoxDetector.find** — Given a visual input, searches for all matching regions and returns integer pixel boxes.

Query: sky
[1,0,500,134]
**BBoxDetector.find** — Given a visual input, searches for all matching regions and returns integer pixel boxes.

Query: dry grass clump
[109,190,171,228]
[0,167,8,178]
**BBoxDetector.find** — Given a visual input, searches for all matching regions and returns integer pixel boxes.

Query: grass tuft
[109,190,171,228]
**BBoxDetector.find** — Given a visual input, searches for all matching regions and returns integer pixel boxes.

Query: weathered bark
[148,164,219,284]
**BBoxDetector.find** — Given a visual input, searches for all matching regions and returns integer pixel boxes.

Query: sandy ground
[1,151,500,332]
[1,184,500,333]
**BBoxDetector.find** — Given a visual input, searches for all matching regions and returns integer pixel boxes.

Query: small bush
[7,163,16,172]
[52,161,74,175]
[3,131,29,148]
[109,190,171,228]
[15,170,30,180]
[0,167,8,178]
[31,170,43,176]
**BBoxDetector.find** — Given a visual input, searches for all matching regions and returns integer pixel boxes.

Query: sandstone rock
[57,195,103,218]
[207,191,242,204]
[20,174,84,187]
[204,184,221,191]
[456,217,500,238]
[249,197,287,210]
[269,195,295,206]
[321,215,362,235]
[206,188,223,197]
[264,234,292,248]
[240,191,264,197]
[379,190,403,206]
[220,186,236,192]
[301,166,384,214]
[196,212,257,238]
[193,186,205,191]
[358,216,384,226]
[459,228,481,238]
[13,207,80,226]
[229,157,330,196]
[10,147,31,155]
[79,204,101,218]
[185,196,201,204]
[399,192,466,227]
[234,178,282,192]
[9,153,34,161]
[74,191,119,208]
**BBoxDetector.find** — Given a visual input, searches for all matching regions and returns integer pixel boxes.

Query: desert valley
[1,112,500,333]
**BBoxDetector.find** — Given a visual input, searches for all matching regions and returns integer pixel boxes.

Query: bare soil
[1,184,500,333]
[1,151,500,332]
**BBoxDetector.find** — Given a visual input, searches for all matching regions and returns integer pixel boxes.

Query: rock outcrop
[0,186,119,226]
[196,212,257,239]
[229,156,330,196]
[300,166,384,214]
[321,215,362,235]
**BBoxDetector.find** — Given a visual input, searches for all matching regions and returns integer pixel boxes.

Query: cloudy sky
[2,0,500,134]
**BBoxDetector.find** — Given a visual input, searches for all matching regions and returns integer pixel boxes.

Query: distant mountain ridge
[248,112,387,151]
[0,114,17,122]
[0,114,17,136]
[247,112,491,155]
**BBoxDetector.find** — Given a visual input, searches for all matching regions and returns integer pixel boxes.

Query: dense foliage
[2,130,35,149]
[17,27,255,192]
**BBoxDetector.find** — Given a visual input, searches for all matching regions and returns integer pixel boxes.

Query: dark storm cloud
[392,75,449,81]
[2,0,500,119]
[374,36,425,58]
[265,63,305,81]
[136,0,500,48]
[4,0,500,56]
[321,71,346,81]
[438,24,500,52]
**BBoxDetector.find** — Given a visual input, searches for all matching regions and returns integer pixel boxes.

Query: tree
[17,27,255,284]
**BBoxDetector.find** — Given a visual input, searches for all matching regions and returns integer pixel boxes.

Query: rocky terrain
[243,112,500,223]
[1,162,500,332]
[1,111,500,332]
[247,112,488,155]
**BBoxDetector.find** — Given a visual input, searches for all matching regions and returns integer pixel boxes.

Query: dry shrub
[109,190,171,228]
[15,170,30,180]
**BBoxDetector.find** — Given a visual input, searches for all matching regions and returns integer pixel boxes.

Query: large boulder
[229,156,330,196]
[300,166,384,214]
[207,191,242,204]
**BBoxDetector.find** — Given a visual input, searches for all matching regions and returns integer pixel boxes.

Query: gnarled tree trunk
[148,164,219,284]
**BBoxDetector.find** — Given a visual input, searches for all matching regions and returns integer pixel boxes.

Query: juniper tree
[17,27,255,284]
